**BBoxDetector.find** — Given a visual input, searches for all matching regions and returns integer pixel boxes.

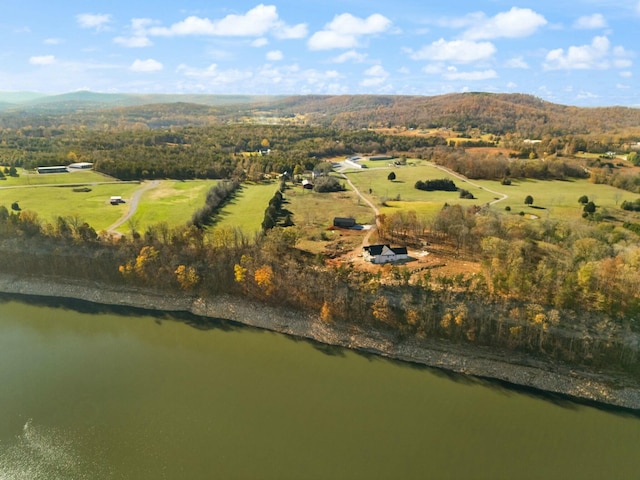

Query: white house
[363,244,409,264]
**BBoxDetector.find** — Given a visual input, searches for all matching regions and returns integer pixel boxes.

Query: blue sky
[1,1,639,106]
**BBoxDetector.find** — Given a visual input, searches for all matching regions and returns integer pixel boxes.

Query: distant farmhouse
[333,217,356,229]
[363,244,409,264]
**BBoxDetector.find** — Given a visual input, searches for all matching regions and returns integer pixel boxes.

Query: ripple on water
[0,420,110,480]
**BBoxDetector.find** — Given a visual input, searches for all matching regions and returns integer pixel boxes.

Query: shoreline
[1,273,639,411]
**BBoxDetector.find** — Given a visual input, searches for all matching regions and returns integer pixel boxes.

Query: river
[0,296,638,479]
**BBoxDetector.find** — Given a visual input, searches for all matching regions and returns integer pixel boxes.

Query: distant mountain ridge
[1,90,639,137]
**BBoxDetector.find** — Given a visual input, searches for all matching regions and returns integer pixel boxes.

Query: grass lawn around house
[286,184,375,229]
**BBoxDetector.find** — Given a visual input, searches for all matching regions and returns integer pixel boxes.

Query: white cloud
[177,63,253,84]
[29,55,55,65]
[275,23,308,40]
[443,69,497,81]
[76,13,112,31]
[331,50,367,63]
[505,56,529,69]
[544,36,633,70]
[251,38,269,47]
[617,83,630,89]
[114,18,156,47]
[360,64,389,87]
[147,5,306,38]
[408,39,496,63]
[620,71,633,78]
[308,13,391,50]
[463,8,546,40]
[114,36,152,47]
[130,59,163,72]
[422,64,444,75]
[266,50,283,61]
[573,14,607,30]
[44,38,63,45]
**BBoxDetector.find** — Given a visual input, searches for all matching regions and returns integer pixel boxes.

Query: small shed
[333,217,356,228]
[110,196,123,205]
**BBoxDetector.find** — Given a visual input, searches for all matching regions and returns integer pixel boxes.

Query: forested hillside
[2,92,640,139]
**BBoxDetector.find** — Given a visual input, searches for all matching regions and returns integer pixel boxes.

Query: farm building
[37,166,68,174]
[68,162,93,170]
[110,196,123,205]
[333,217,356,228]
[369,155,395,161]
[302,179,313,189]
[363,244,409,264]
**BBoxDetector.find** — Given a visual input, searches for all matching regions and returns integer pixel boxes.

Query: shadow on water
[0,292,247,333]
[1,292,638,419]
[286,331,640,419]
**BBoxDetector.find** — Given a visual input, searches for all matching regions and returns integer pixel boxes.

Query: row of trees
[190,180,241,228]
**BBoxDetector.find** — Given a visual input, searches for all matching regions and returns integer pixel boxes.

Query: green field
[1,169,113,186]
[344,162,497,215]
[492,177,638,220]
[343,161,639,222]
[0,183,143,231]
[210,182,281,237]
[129,180,219,232]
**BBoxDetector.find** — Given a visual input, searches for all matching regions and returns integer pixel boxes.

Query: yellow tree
[175,265,200,290]
[254,265,275,296]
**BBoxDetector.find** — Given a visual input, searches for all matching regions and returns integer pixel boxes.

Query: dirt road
[106,180,159,233]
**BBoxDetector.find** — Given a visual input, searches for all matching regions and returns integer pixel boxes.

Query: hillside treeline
[0,124,446,180]
[4,92,640,141]
[0,198,637,377]
[268,93,640,138]
[425,146,589,181]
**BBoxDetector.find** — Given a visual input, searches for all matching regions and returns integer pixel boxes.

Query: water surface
[0,297,638,479]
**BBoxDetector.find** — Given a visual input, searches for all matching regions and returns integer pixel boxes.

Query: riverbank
[2,273,639,411]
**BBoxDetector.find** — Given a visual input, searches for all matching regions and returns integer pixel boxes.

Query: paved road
[106,180,160,234]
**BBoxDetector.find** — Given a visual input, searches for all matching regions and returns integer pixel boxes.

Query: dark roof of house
[391,247,408,255]
[363,244,386,256]
[334,217,356,226]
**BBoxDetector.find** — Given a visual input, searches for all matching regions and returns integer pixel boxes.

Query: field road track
[429,163,508,205]
[337,159,508,251]
[338,171,380,248]
[106,180,159,234]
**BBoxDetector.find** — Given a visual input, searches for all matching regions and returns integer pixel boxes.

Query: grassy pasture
[0,183,142,231]
[130,180,218,232]
[343,161,639,223]
[1,169,113,186]
[210,182,281,237]
[285,184,375,254]
[492,178,639,220]
[344,162,496,213]
[286,185,375,228]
